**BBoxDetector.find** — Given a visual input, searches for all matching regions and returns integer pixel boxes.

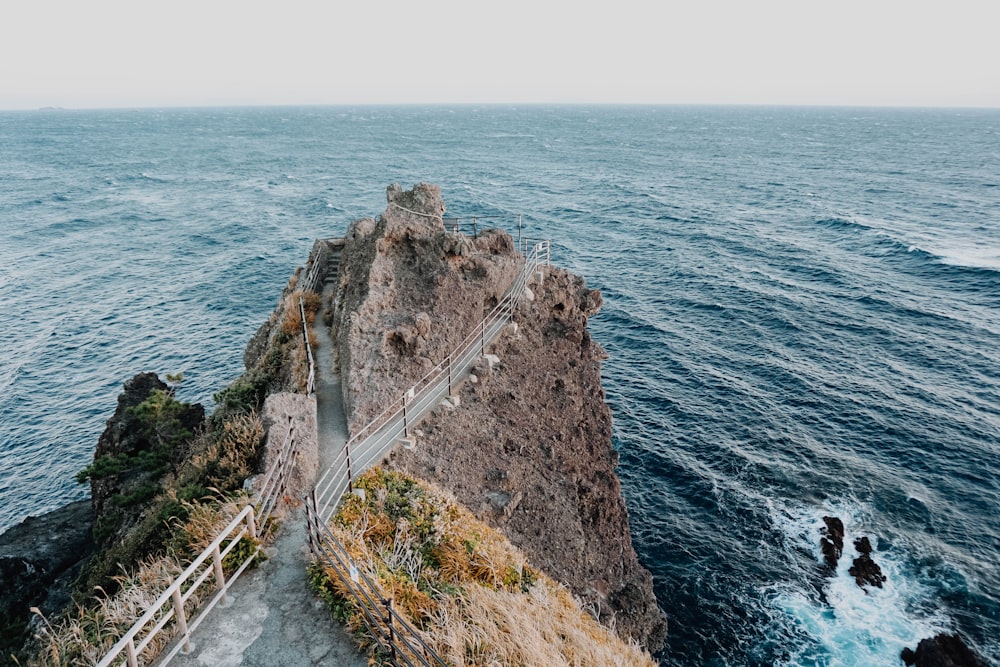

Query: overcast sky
[2,0,998,110]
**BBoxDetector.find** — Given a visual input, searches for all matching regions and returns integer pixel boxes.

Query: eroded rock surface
[849,535,886,590]
[331,183,665,651]
[0,501,95,658]
[331,183,521,431]
[820,515,845,570]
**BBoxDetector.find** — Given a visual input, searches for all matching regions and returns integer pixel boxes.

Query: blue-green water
[1,106,998,665]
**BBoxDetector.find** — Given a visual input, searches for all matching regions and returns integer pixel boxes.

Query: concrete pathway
[163,286,364,667]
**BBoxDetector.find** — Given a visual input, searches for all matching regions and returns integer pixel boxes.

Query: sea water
[1,105,997,665]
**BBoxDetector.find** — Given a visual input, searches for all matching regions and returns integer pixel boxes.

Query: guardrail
[304,493,447,667]
[96,414,303,667]
[312,239,549,522]
[300,296,316,396]
[442,214,523,241]
[305,239,549,665]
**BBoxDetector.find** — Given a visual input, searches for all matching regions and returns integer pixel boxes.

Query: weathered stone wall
[259,392,318,503]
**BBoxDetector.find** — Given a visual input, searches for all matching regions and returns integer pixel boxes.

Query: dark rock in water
[900,632,990,666]
[848,538,886,590]
[0,500,95,658]
[820,516,845,569]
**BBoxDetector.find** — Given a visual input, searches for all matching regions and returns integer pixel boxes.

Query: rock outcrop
[0,501,95,659]
[334,184,667,651]
[901,633,991,667]
[87,372,205,550]
[849,535,886,590]
[820,516,845,570]
[330,183,521,431]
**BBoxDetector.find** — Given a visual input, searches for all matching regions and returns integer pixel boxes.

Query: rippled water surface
[1,106,998,665]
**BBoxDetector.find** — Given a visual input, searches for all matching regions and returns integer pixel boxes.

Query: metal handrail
[304,494,447,667]
[95,233,548,667]
[314,239,548,523]
[96,507,259,667]
[96,410,305,666]
[299,296,316,396]
[442,214,525,243]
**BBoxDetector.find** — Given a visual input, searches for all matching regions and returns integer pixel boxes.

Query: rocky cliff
[332,183,667,651]
[0,501,94,660]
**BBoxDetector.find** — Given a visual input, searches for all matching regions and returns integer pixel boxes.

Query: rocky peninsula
[1,182,666,663]
[329,184,666,650]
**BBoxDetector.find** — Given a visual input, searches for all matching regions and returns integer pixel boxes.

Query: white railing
[299,296,316,396]
[304,493,448,667]
[96,507,259,667]
[312,240,549,522]
[95,231,548,666]
[96,415,303,666]
[299,240,329,294]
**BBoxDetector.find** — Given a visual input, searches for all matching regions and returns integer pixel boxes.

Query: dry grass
[317,468,654,667]
[28,494,257,666]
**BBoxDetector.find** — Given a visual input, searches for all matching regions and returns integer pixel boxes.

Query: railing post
[518,214,522,244]
[307,489,318,553]
[481,319,486,355]
[402,394,408,438]
[447,352,453,395]
[172,588,192,654]
[472,216,478,238]
[386,597,397,662]
[247,508,258,541]
[346,441,354,492]
[125,637,138,667]
[212,544,228,605]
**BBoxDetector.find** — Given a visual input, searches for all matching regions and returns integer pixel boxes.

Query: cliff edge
[331,183,667,651]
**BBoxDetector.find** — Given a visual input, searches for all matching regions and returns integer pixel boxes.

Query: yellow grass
[27,495,257,666]
[318,468,655,667]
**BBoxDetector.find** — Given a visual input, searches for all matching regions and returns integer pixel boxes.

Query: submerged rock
[901,633,990,667]
[848,536,886,590]
[820,516,845,570]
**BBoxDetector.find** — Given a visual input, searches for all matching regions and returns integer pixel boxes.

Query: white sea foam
[766,504,951,666]
[935,245,1000,271]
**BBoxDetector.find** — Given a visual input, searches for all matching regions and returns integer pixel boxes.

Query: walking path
[164,285,365,667]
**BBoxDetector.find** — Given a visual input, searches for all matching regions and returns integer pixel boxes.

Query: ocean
[1,105,997,666]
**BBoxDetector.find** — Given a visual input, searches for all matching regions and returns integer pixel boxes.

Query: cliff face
[0,501,94,660]
[334,184,667,651]
[331,183,521,431]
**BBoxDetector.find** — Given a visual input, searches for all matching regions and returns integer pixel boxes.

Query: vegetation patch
[311,467,654,666]
[26,495,260,667]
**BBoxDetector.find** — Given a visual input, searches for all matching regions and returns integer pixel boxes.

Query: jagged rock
[331,184,521,430]
[820,515,845,570]
[901,633,990,667]
[0,501,95,658]
[355,193,668,652]
[334,184,666,650]
[848,536,886,589]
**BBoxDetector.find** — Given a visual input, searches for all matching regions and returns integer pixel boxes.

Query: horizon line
[4,101,1000,113]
